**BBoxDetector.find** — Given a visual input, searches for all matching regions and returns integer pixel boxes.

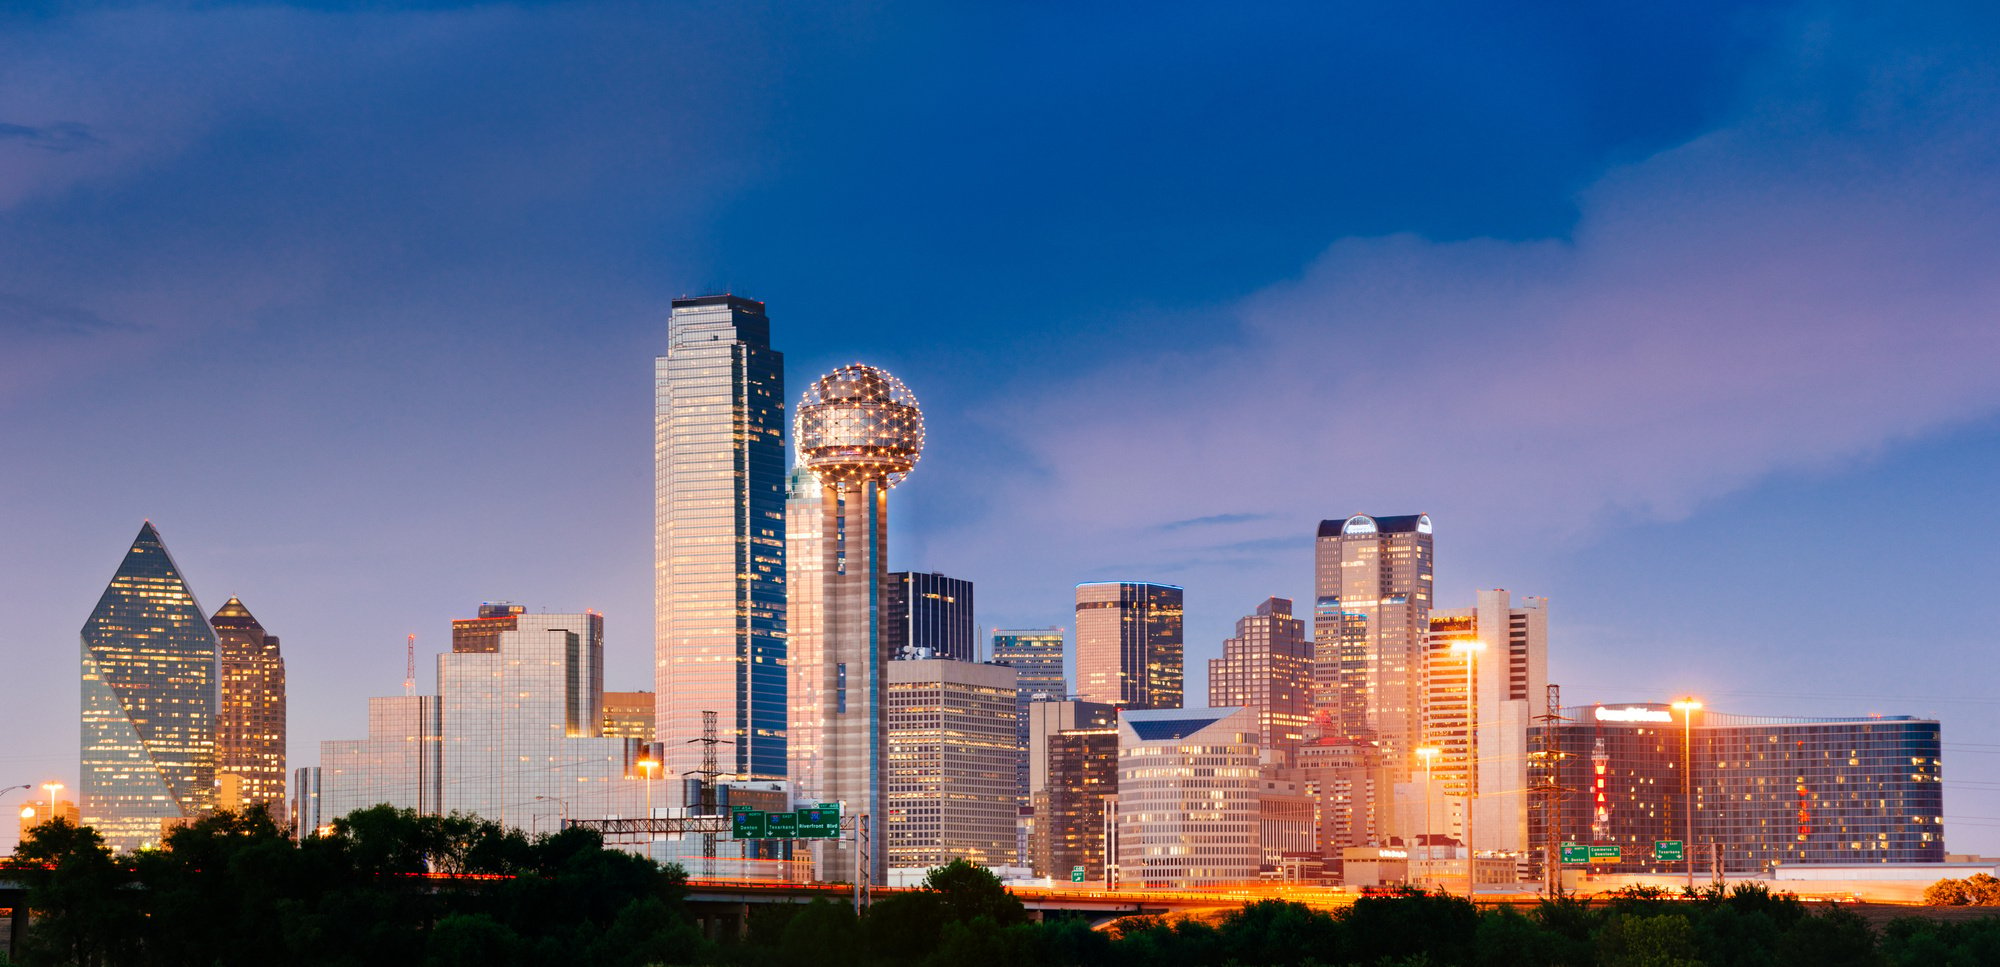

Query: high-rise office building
[784,468,829,804]
[81,522,219,851]
[1030,724,1119,881]
[883,572,976,661]
[1313,514,1433,767]
[210,596,287,814]
[1418,590,1547,853]
[1209,597,1312,763]
[291,766,322,838]
[792,363,926,886]
[1529,702,1944,874]
[655,294,788,790]
[884,659,1019,871]
[992,627,1068,803]
[1116,707,1262,888]
[1276,737,1386,856]
[319,695,442,820]
[439,610,642,831]
[602,691,657,744]
[1074,582,1183,710]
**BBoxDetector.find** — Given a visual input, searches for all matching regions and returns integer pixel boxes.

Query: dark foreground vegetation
[5,808,1999,966]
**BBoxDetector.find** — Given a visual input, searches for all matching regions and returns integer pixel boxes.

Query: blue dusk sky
[3,2,1999,851]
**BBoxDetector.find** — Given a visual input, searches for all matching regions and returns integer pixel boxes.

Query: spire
[210,595,263,630]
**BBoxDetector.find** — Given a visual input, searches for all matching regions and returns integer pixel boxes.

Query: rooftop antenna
[404,634,416,695]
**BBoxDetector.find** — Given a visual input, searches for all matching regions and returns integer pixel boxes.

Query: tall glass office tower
[81,522,219,851]
[211,596,287,813]
[1074,582,1183,710]
[655,295,787,789]
[1313,514,1433,768]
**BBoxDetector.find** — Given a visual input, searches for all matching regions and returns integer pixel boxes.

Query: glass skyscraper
[1208,597,1312,762]
[1074,582,1183,710]
[211,596,287,814]
[1313,514,1433,767]
[655,295,787,789]
[81,522,219,851]
[883,571,975,661]
[992,627,1068,803]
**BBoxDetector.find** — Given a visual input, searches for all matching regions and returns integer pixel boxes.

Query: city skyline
[4,1,2000,859]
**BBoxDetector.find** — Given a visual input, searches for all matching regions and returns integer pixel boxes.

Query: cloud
[0,121,101,152]
[0,291,135,336]
[950,3,2000,628]
[1157,512,1275,532]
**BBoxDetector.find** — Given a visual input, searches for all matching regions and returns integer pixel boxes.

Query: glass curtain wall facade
[81,522,220,851]
[1528,704,1945,874]
[1074,582,1183,710]
[1313,514,1433,777]
[320,695,442,821]
[210,596,288,813]
[655,294,787,790]
[992,627,1068,802]
[883,572,976,661]
[1030,725,1119,880]
[1208,597,1312,763]
[784,468,828,803]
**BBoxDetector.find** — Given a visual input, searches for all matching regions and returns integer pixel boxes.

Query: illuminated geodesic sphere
[795,363,925,488]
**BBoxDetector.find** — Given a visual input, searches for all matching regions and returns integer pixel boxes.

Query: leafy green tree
[1597,913,1704,967]
[11,817,139,967]
[1340,892,1477,966]
[921,859,1027,926]
[1773,906,1882,967]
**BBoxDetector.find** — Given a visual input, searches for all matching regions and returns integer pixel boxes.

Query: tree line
[5,808,1999,966]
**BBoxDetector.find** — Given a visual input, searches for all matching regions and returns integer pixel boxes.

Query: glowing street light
[637,757,661,836]
[1672,698,1703,889]
[42,781,62,813]
[1415,746,1441,884]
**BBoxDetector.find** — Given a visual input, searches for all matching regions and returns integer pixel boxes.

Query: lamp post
[1450,637,1485,898]
[43,782,62,814]
[637,757,661,847]
[1672,698,1702,890]
[1416,747,1440,886]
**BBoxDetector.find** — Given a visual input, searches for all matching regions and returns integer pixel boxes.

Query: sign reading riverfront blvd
[730,803,843,840]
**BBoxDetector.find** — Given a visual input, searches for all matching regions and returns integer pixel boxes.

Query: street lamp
[637,757,660,826]
[1672,698,1702,890]
[1450,637,1485,898]
[43,782,62,813]
[1415,747,1441,886]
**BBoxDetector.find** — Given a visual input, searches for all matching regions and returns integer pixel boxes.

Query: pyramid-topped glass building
[81,522,219,850]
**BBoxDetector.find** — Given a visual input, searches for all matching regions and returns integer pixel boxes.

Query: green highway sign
[731,811,767,840]
[1654,840,1684,862]
[795,804,841,839]
[1071,866,1087,883]
[1560,843,1589,864]
[1589,845,1622,864]
[765,812,797,838]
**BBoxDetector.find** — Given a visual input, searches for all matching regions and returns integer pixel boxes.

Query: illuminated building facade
[784,468,828,803]
[992,627,1068,802]
[1029,717,1118,880]
[655,294,788,790]
[1312,514,1433,768]
[1208,597,1312,763]
[1528,703,1945,874]
[884,659,1019,871]
[19,798,80,839]
[601,691,657,744]
[210,596,287,813]
[1116,706,1262,888]
[81,522,219,851]
[884,572,975,661]
[1275,737,1385,856]
[291,766,321,838]
[792,363,926,886]
[1074,582,1183,710]
[1418,589,1547,853]
[319,695,442,820]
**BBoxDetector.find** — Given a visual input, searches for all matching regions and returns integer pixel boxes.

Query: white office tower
[1415,589,1548,857]
[1116,707,1262,889]
[884,659,1020,875]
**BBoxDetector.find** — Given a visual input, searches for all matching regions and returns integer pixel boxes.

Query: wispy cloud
[0,121,102,152]
[1157,512,1274,531]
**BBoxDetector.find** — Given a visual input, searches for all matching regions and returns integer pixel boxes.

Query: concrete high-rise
[784,468,829,804]
[211,596,287,814]
[1209,597,1312,763]
[792,363,926,886]
[1074,582,1183,710]
[1025,699,1116,879]
[1418,590,1547,854]
[884,659,1019,872]
[655,294,788,789]
[883,571,975,661]
[81,523,219,851]
[1313,514,1433,767]
[1116,707,1262,888]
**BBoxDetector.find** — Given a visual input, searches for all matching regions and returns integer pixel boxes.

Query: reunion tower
[792,363,925,888]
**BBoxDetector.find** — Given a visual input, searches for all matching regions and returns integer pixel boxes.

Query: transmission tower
[1531,682,1574,895]
[687,710,730,876]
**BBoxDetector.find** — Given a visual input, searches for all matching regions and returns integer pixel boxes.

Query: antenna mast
[404,634,416,695]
